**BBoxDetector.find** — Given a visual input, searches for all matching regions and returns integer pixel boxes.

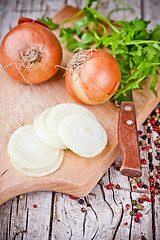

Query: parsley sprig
[59,0,160,103]
[37,17,59,30]
[38,1,160,102]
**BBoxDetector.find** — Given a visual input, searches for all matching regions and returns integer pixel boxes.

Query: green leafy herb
[37,17,59,30]
[59,0,160,101]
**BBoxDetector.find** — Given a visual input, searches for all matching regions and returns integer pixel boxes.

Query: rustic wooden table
[0,0,160,239]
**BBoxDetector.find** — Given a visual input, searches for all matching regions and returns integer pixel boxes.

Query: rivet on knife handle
[118,102,142,178]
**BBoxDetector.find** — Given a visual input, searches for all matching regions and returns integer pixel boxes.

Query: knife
[117,92,142,178]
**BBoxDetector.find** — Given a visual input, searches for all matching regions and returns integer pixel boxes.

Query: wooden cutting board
[0,6,160,205]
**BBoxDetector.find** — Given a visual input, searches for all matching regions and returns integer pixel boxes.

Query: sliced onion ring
[33,108,67,149]
[46,102,98,138]
[8,125,63,177]
[58,113,107,158]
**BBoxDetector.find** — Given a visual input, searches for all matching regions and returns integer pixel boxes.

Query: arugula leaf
[37,17,59,30]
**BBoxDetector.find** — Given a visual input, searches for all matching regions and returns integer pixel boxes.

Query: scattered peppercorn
[141,159,146,165]
[126,204,131,210]
[33,205,38,208]
[137,182,143,188]
[133,208,138,213]
[129,211,135,216]
[138,198,144,204]
[142,184,148,189]
[137,204,143,210]
[154,189,159,195]
[134,216,140,223]
[136,212,142,218]
[124,222,128,225]
[155,182,160,188]
[150,186,155,192]
[79,199,84,204]
[149,178,154,183]
[131,200,137,206]
[151,193,155,198]
[98,179,104,186]
[142,135,147,140]
[106,184,114,189]
[19,194,23,200]
[135,178,141,183]
[70,195,76,200]
[151,120,156,125]
[115,184,121,189]
[81,207,86,213]
[142,195,148,201]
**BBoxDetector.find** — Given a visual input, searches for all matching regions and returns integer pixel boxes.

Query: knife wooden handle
[118,102,142,178]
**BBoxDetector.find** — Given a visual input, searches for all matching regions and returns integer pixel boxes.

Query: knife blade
[117,91,142,178]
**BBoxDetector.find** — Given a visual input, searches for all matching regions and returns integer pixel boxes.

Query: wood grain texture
[0,5,160,205]
[0,0,160,239]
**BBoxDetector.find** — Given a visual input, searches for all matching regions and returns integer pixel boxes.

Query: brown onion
[65,49,121,105]
[0,17,62,84]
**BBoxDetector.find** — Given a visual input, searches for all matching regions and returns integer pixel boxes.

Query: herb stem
[61,9,83,27]
[126,40,160,45]
[90,7,120,33]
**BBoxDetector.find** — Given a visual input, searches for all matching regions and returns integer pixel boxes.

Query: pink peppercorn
[33,205,37,208]
[136,212,142,218]
[137,182,143,188]
[126,204,131,210]
[151,120,156,125]
[142,195,148,201]
[141,159,146,165]
[124,222,128,225]
[138,130,142,135]
[142,147,147,151]
[134,216,140,223]
[151,193,155,198]
[81,207,86,213]
[150,186,155,192]
[149,178,154,183]
[70,195,76,200]
[133,186,137,190]
[106,184,114,189]
[156,174,160,179]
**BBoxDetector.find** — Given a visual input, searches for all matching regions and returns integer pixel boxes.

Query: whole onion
[65,49,121,105]
[0,17,62,84]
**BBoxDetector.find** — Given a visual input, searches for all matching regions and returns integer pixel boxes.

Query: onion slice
[8,125,63,177]
[58,113,107,158]
[46,103,98,137]
[33,108,67,149]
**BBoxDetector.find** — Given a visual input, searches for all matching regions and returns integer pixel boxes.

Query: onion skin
[65,49,121,105]
[0,20,62,84]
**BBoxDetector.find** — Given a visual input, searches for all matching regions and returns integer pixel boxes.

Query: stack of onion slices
[8,103,108,177]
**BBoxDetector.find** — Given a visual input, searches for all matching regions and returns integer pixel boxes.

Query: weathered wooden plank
[0,192,53,240]
[143,0,160,29]
[0,1,159,240]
